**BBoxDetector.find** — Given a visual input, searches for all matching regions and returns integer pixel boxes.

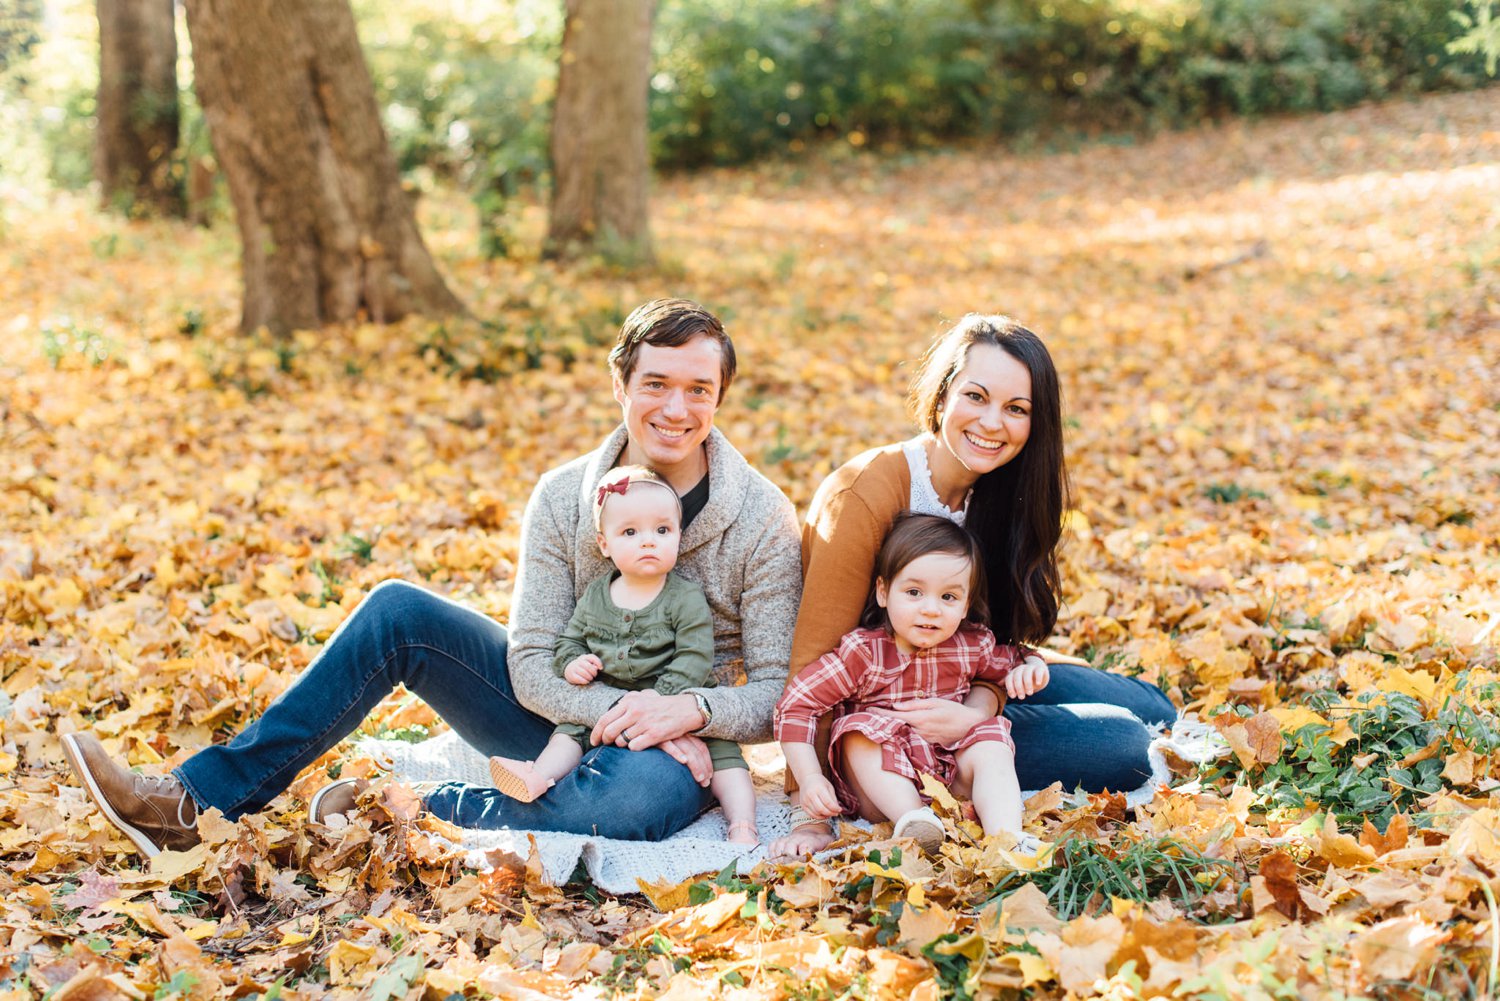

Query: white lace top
[902,435,969,526]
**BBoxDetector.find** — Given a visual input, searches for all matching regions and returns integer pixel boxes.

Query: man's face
[613,336,723,475]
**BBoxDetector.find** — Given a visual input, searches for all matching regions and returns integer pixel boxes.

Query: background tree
[546,0,656,262]
[182,0,463,335]
[95,0,181,215]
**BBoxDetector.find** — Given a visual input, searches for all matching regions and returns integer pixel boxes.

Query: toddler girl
[489,466,759,845]
[774,512,1050,850]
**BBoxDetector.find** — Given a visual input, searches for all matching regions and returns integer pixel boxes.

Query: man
[64,299,803,855]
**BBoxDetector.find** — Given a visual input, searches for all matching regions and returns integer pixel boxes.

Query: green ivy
[1204,675,1500,831]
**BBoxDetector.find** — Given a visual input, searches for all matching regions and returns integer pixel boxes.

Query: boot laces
[138,774,197,827]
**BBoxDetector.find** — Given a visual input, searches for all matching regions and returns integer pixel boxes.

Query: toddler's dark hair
[859,511,989,631]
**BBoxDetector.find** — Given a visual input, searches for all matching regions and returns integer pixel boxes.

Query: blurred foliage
[0,0,41,77]
[0,0,87,189]
[650,0,1490,165]
[4,0,1489,238]
[356,0,559,256]
[649,0,1011,166]
[1448,0,1500,75]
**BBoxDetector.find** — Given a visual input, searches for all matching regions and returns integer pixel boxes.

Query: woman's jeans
[174,580,714,839]
[1005,663,1177,791]
[174,580,1177,836]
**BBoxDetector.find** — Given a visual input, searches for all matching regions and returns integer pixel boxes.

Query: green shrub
[650,0,1491,166]
[651,0,1007,166]
[9,0,1489,199]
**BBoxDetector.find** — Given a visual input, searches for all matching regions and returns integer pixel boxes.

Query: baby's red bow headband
[596,478,631,505]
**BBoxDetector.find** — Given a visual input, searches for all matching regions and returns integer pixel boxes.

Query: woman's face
[936,343,1033,477]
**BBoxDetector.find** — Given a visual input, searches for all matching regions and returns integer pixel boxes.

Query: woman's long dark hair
[908,315,1071,645]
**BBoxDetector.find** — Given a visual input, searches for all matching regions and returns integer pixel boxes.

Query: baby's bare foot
[727,820,759,846]
[488,756,554,802]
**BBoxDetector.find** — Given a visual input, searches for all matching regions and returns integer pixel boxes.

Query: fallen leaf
[1253,852,1302,919]
[1352,916,1450,986]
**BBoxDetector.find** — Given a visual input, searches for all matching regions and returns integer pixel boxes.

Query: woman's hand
[1005,656,1051,700]
[590,689,703,749]
[872,698,992,746]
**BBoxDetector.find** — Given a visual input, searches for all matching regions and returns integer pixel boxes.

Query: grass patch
[988,836,1244,922]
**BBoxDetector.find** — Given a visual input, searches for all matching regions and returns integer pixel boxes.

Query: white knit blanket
[359,715,1225,894]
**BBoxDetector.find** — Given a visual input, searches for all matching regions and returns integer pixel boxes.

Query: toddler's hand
[563,654,603,685]
[798,776,843,820]
[1005,655,1051,700]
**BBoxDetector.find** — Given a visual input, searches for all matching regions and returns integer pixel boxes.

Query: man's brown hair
[608,298,737,401]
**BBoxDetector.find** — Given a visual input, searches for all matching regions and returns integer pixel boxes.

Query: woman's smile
[962,429,1006,453]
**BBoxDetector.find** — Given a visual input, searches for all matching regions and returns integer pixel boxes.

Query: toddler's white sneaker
[892,806,945,851]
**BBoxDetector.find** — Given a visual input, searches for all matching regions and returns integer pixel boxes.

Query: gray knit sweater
[508,425,803,743]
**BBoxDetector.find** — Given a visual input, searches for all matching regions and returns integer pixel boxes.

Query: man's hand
[796,775,843,820]
[1005,656,1051,700]
[562,654,603,685]
[871,698,993,747]
[656,736,714,786]
[590,689,704,749]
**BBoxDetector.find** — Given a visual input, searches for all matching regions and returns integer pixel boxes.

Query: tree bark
[96,0,182,215]
[546,0,656,262]
[182,0,464,335]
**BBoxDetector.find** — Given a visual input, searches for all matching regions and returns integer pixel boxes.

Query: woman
[770,314,1176,857]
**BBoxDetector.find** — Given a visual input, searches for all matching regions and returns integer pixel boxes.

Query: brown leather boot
[61,732,201,858]
[307,776,372,825]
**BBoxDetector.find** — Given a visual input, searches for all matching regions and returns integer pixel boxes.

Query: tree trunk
[96,0,182,216]
[182,0,464,335]
[546,0,656,262]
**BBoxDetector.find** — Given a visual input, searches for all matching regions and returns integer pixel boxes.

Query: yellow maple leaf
[327,939,378,985]
[1376,668,1437,702]
[1446,808,1500,860]
[636,874,697,912]
[1314,813,1376,867]
[1015,951,1055,987]
[896,900,956,949]
[114,844,209,887]
[1269,705,1330,733]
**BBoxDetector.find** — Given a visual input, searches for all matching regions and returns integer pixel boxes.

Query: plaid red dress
[774,623,1022,814]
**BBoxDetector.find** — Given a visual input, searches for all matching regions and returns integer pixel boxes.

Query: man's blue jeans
[175,580,714,838]
[174,580,1177,836]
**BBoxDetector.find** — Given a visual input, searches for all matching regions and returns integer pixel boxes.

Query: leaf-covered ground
[2,89,1499,999]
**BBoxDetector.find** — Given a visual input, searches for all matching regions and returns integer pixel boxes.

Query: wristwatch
[690,692,713,731]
